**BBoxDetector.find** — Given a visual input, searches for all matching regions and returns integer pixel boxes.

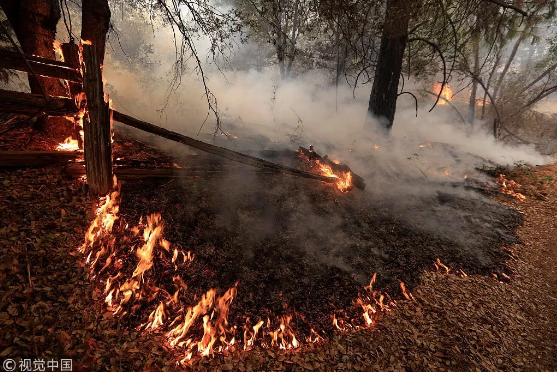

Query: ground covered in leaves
[0,129,556,371]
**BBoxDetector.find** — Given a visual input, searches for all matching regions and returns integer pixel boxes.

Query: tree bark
[366,0,413,133]
[81,0,111,66]
[81,44,113,195]
[0,0,74,140]
[468,33,480,126]
[492,25,530,102]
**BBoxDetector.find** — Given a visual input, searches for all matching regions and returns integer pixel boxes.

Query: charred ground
[111,147,523,337]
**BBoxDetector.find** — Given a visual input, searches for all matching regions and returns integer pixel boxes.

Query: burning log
[0,89,79,116]
[297,146,366,190]
[112,110,341,186]
[0,47,82,82]
[81,44,113,195]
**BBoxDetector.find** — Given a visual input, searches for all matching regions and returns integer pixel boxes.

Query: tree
[366,0,414,133]
[0,0,73,140]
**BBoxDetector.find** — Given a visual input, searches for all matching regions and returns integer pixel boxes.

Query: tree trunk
[492,25,530,102]
[0,0,74,141]
[468,33,480,126]
[480,52,501,120]
[366,0,413,133]
[81,0,111,66]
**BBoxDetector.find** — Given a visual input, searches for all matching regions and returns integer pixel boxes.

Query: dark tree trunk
[366,0,413,133]
[81,0,111,66]
[0,0,74,141]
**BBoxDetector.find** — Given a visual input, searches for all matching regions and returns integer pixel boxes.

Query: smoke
[97,9,543,286]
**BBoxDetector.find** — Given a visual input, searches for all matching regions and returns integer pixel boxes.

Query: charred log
[0,150,81,167]
[0,88,79,116]
[297,146,366,190]
[0,48,82,82]
[112,111,340,186]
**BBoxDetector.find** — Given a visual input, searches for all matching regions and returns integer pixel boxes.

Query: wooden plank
[0,88,79,116]
[0,47,82,82]
[81,44,113,195]
[0,151,81,167]
[65,163,276,179]
[112,110,338,185]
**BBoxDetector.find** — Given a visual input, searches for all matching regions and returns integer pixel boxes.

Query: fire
[53,40,64,62]
[496,174,526,201]
[433,83,453,105]
[314,160,353,192]
[399,281,415,301]
[57,137,80,151]
[80,177,401,362]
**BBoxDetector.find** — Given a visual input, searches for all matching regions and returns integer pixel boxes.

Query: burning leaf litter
[80,176,393,362]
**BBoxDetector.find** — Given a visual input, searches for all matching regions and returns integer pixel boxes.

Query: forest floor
[0,122,556,371]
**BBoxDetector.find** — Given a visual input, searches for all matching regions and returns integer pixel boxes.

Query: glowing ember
[57,137,80,151]
[433,83,453,105]
[496,174,526,201]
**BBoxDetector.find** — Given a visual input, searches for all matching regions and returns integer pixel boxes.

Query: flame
[314,160,353,192]
[57,137,80,151]
[53,40,64,62]
[433,83,452,105]
[80,177,400,362]
[496,174,526,201]
[434,258,450,274]
[399,281,415,301]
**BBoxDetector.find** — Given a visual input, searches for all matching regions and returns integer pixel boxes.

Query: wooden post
[81,43,112,195]
[61,42,85,149]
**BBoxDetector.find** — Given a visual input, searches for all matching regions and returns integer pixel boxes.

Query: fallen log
[111,110,345,187]
[0,151,81,167]
[0,48,82,82]
[65,163,277,180]
[0,89,79,116]
[297,146,366,190]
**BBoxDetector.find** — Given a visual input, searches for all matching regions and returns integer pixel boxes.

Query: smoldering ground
[76,11,550,334]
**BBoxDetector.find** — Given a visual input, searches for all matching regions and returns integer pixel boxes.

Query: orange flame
[433,83,452,105]
[496,174,526,201]
[57,137,80,151]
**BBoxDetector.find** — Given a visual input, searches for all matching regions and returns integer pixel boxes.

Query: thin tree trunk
[468,33,480,126]
[492,26,530,102]
[285,0,300,78]
[366,0,413,133]
[481,52,501,120]
[0,0,74,141]
[81,0,111,66]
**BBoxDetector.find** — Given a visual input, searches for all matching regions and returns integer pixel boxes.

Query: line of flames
[80,176,404,363]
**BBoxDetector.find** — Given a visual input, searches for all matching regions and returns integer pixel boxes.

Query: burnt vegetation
[0,0,556,370]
